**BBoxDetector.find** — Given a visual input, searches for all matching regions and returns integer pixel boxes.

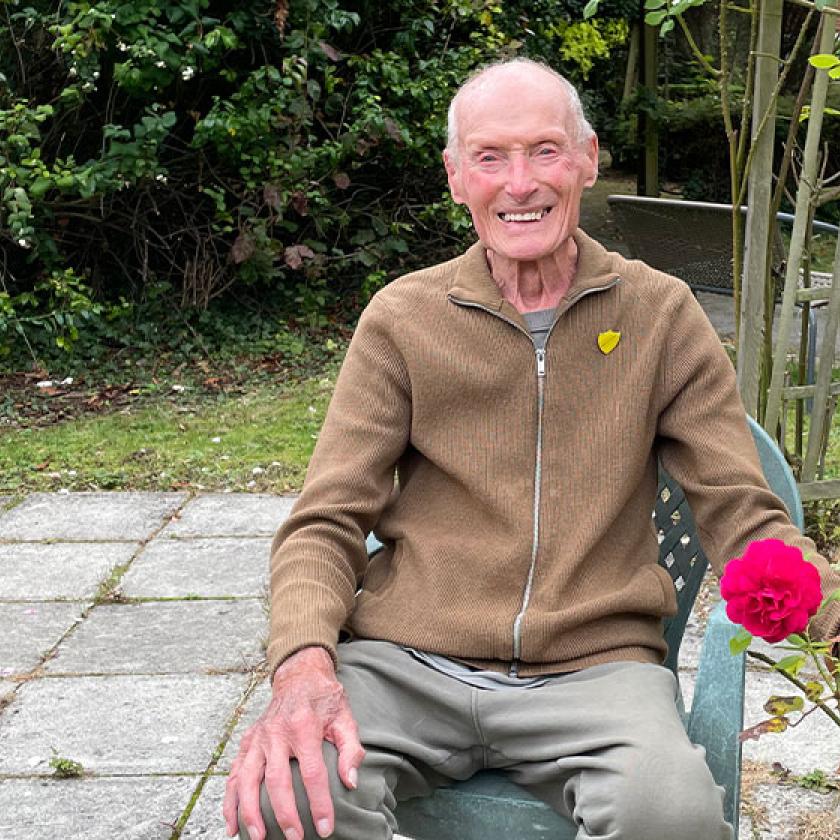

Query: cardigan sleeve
[655,285,840,645]
[266,294,411,674]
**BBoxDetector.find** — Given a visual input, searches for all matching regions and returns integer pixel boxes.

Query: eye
[535,146,558,158]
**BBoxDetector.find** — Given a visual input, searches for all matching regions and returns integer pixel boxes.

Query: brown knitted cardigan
[267,231,840,676]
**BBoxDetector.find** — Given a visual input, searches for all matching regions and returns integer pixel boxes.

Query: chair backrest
[607,194,838,296]
[657,414,803,674]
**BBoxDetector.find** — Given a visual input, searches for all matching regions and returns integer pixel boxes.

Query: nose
[505,153,538,202]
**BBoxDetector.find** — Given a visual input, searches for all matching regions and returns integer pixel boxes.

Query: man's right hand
[223,646,366,840]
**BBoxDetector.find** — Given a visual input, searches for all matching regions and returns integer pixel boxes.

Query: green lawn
[1,353,836,555]
[0,374,335,495]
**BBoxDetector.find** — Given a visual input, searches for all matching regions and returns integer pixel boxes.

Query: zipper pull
[535,348,546,377]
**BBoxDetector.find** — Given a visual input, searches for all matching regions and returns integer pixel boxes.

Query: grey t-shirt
[522,307,556,350]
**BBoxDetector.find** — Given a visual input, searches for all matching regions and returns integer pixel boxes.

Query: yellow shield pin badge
[598,330,621,355]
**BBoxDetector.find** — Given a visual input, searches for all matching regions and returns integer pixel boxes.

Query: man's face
[444,70,598,262]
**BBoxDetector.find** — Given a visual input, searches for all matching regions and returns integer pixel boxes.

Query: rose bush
[721,539,840,740]
[721,538,823,643]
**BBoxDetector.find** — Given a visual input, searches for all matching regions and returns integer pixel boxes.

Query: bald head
[446,59,594,162]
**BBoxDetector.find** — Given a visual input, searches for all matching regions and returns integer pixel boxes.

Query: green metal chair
[369,415,803,840]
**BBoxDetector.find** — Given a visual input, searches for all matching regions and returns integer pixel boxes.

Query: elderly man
[224,59,840,840]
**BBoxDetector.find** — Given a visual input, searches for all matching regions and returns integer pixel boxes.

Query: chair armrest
[687,600,745,833]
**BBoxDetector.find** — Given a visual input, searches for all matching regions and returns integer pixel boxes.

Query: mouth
[498,206,553,223]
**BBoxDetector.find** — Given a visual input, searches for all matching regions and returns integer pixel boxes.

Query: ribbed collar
[448,229,621,317]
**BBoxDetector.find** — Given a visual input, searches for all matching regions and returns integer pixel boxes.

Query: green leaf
[729,628,753,655]
[825,106,840,115]
[809,54,840,70]
[829,69,840,81]
[645,10,667,25]
[659,18,674,36]
[814,0,831,9]
[764,695,804,715]
[582,0,599,19]
[644,0,666,8]
[774,654,806,676]
[787,633,808,647]
[29,177,52,197]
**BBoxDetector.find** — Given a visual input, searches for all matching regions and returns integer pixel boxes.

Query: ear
[443,149,465,205]
[582,135,599,188]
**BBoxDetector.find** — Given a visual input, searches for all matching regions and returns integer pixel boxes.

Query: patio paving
[0,491,836,838]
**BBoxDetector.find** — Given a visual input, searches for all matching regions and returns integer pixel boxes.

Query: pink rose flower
[721,539,823,644]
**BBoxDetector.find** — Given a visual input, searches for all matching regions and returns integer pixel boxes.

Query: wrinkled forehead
[454,69,575,147]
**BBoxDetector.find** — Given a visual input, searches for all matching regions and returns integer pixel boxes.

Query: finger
[222,773,241,837]
[330,710,366,789]
[264,749,305,840]
[294,739,335,839]
[228,727,255,779]
[237,747,268,840]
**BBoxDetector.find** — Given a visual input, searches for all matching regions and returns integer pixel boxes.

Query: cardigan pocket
[359,540,407,598]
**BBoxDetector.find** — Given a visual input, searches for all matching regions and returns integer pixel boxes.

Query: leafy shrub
[0,0,630,360]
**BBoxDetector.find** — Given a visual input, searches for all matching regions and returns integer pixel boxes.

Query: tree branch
[747,649,840,726]
[676,15,721,77]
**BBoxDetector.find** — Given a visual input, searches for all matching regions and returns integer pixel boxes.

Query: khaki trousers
[242,639,733,840]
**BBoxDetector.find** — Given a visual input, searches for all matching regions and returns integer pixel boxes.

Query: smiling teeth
[501,209,548,222]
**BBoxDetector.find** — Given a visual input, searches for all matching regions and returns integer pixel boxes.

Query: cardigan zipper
[509,345,545,674]
[448,278,620,674]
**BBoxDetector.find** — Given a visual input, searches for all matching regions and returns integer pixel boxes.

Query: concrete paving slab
[697,291,840,353]
[217,677,271,772]
[0,776,198,840]
[0,541,138,599]
[677,668,696,713]
[0,492,187,541]
[742,669,840,775]
[677,610,704,671]
[0,679,16,706]
[740,779,838,839]
[122,538,271,598]
[681,664,838,771]
[46,600,267,675]
[0,674,247,774]
[180,774,228,839]
[163,494,295,538]
[0,602,84,673]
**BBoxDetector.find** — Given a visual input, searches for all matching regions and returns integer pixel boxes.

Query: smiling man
[223,59,840,840]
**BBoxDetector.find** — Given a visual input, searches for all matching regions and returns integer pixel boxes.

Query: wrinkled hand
[223,646,365,840]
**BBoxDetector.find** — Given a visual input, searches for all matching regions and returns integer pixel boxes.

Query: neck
[487,239,578,313]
